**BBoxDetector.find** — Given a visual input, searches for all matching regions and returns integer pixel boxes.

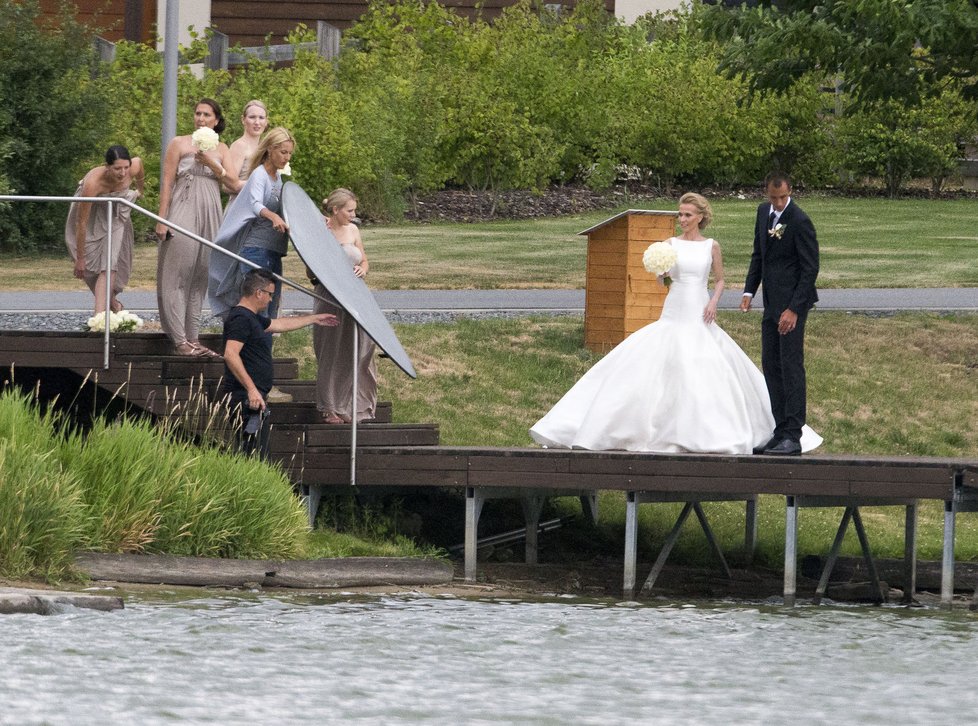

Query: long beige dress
[157,154,222,347]
[313,243,378,422]
[64,184,139,296]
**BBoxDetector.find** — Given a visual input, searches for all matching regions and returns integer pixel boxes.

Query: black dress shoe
[753,435,781,455]
[764,438,802,456]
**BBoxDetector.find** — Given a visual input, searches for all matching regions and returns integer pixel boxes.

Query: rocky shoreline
[6,553,977,614]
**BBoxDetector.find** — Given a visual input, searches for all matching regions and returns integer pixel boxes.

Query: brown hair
[196,98,226,135]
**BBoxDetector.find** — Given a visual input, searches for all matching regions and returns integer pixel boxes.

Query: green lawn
[5,196,977,291]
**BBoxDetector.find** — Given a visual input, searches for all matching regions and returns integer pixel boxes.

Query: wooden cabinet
[581,210,678,352]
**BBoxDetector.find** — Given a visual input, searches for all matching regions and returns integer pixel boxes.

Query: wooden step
[269,423,439,453]
[269,379,316,402]
[264,400,392,424]
[277,447,465,487]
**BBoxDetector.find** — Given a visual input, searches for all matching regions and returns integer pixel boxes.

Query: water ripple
[2,594,978,724]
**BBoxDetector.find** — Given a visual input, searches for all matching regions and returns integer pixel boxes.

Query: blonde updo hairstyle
[241,99,268,119]
[247,126,295,175]
[679,192,713,230]
[322,188,358,216]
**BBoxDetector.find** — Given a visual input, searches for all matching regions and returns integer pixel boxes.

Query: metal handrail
[0,193,336,369]
[0,192,361,489]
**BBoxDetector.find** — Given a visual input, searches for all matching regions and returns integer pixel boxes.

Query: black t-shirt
[221,306,272,398]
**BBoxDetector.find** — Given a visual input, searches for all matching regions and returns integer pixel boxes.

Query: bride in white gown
[530,193,822,455]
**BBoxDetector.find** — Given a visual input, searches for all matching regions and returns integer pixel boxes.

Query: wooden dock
[3,330,978,607]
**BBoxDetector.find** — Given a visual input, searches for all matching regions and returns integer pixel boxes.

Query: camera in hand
[244,412,263,435]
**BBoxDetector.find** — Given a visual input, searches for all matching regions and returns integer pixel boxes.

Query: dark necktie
[768,209,777,229]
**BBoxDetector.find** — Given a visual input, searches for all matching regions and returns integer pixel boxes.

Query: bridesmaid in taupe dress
[155,98,244,356]
[65,145,144,314]
[224,99,268,213]
[311,188,378,424]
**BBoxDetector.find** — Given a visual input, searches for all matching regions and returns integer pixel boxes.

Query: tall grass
[159,447,308,559]
[0,390,86,579]
[0,388,315,579]
[60,414,309,559]
[61,418,178,552]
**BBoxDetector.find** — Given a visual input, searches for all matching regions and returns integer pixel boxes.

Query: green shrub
[835,89,978,195]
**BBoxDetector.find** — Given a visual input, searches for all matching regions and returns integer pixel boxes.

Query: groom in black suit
[741,173,819,456]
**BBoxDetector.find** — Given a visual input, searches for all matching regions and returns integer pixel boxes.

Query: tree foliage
[835,90,978,196]
[0,0,108,252]
[701,0,978,110]
[3,0,975,252]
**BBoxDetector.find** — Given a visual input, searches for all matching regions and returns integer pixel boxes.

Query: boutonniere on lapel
[768,223,786,240]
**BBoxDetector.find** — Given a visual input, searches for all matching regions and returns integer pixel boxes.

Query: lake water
[3,591,978,724]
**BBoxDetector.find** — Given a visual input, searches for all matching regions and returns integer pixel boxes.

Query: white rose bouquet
[191,127,219,152]
[280,162,292,176]
[86,310,144,333]
[643,241,678,288]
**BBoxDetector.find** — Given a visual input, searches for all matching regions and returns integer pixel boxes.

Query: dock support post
[623,492,638,597]
[304,485,322,529]
[903,503,918,604]
[465,487,484,583]
[641,502,694,593]
[522,495,545,565]
[851,507,887,604]
[744,497,758,565]
[693,503,731,579]
[942,498,956,608]
[813,507,853,605]
[580,493,599,525]
[784,495,798,607]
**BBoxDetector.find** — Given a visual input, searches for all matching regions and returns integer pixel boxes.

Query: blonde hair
[679,192,713,229]
[322,188,358,216]
[247,126,295,175]
[241,99,268,118]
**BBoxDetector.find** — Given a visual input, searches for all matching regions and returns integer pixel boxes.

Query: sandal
[174,341,203,356]
[190,342,222,358]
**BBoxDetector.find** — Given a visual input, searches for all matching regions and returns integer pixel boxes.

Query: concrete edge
[74,552,454,589]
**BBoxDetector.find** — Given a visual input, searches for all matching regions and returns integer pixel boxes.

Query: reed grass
[0,390,86,579]
[60,414,310,560]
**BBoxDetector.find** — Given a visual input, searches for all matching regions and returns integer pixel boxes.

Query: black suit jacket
[743,200,819,320]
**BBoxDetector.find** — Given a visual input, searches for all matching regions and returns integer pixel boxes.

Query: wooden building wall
[37,0,157,43]
[211,0,616,47]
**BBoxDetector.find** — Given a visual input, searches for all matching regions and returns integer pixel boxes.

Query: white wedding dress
[530,237,822,454]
